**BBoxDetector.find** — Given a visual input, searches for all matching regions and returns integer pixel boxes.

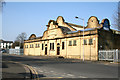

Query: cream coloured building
[24,16,120,61]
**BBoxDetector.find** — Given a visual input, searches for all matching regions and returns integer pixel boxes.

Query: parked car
[0,49,6,53]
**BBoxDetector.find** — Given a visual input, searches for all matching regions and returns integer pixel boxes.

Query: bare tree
[16,32,27,43]
[113,2,120,30]
[15,32,27,48]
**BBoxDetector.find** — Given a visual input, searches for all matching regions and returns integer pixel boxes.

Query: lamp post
[75,16,85,61]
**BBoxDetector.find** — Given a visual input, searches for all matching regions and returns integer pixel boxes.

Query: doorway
[57,47,60,55]
[45,47,47,55]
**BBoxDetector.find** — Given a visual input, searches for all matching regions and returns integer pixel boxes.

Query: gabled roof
[67,28,98,34]
[29,34,36,40]
[67,22,83,28]
[58,26,71,34]
[0,39,13,43]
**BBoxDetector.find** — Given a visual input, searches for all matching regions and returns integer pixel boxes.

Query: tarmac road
[2,54,119,80]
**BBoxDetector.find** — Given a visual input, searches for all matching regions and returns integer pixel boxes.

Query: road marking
[40,77,63,79]
[39,70,43,72]
[50,71,54,72]
[61,75,66,76]
[78,76,87,78]
[44,72,49,73]
[63,73,66,74]
[25,65,39,80]
[67,74,74,76]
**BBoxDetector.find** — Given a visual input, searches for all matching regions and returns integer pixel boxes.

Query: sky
[2,2,118,41]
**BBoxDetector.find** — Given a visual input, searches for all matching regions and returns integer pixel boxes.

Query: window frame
[73,40,77,46]
[50,43,54,50]
[89,39,93,45]
[35,44,37,48]
[69,41,72,46]
[84,39,87,45]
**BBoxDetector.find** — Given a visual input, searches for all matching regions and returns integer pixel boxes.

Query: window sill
[88,43,93,45]
[73,44,77,46]
[82,44,87,45]
[50,49,55,51]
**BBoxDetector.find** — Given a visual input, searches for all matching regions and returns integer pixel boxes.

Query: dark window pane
[89,39,93,45]
[73,40,77,46]
[69,41,72,46]
[84,39,87,45]
[53,43,54,50]
[62,42,64,49]
[42,44,44,50]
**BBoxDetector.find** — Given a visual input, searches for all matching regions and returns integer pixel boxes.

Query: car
[0,49,6,53]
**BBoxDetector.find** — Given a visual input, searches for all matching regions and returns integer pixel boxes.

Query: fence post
[114,49,118,62]
[106,51,107,60]
[116,49,118,62]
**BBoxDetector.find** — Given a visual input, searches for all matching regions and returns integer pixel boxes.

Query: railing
[6,49,24,55]
[99,49,120,62]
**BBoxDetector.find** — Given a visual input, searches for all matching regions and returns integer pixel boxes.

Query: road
[2,54,119,79]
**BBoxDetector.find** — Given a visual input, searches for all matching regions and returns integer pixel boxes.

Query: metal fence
[7,49,24,55]
[99,49,120,62]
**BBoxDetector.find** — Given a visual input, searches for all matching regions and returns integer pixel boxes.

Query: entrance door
[57,47,60,55]
[45,47,47,55]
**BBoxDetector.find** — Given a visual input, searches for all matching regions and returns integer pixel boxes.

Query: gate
[99,49,120,62]
[7,49,24,55]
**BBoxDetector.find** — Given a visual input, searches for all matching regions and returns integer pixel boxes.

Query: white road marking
[44,72,47,73]
[67,74,74,76]
[61,75,66,76]
[63,73,66,74]
[39,70,43,72]
[50,71,54,72]
[78,76,87,78]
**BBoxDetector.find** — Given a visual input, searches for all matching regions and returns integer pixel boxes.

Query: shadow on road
[2,63,8,68]
[2,54,83,65]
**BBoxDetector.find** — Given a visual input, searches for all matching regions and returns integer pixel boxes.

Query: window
[50,43,52,50]
[38,44,40,48]
[50,43,54,50]
[89,39,93,45]
[32,44,34,48]
[62,42,64,49]
[30,45,31,48]
[53,43,54,50]
[27,45,28,48]
[84,39,87,45]
[69,41,72,46]
[36,44,37,48]
[9,46,11,49]
[73,40,77,46]
[42,44,44,50]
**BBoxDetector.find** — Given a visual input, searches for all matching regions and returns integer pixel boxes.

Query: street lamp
[75,16,85,61]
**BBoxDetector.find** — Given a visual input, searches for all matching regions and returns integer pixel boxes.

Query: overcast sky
[2,2,118,41]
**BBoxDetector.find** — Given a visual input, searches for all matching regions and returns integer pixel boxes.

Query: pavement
[2,53,40,80]
[2,61,31,80]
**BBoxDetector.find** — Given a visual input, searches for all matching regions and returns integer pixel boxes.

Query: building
[24,16,120,61]
[0,39,13,49]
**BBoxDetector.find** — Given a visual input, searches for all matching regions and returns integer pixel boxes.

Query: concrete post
[114,49,118,62]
